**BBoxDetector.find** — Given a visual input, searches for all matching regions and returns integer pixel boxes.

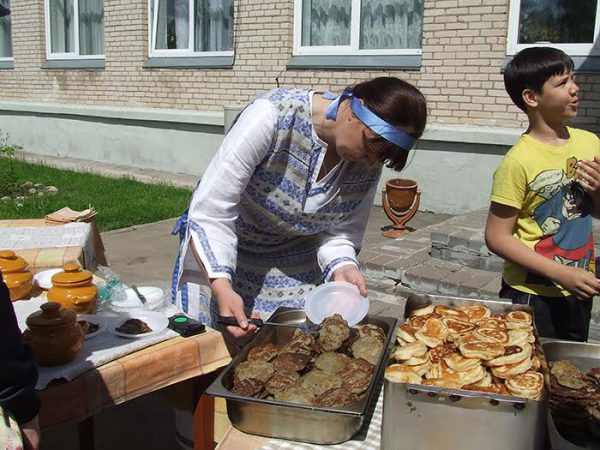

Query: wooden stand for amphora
[381,178,421,238]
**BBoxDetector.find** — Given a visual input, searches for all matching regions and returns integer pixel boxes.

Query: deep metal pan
[206,307,398,444]
[382,293,550,450]
[542,339,600,450]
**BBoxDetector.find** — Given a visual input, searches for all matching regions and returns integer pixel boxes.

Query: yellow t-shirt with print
[491,127,599,297]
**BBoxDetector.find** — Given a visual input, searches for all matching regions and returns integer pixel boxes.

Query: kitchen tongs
[217,315,320,334]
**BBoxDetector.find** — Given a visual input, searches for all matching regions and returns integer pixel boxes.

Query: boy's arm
[484,202,600,300]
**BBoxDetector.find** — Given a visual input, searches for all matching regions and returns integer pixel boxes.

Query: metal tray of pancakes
[382,293,550,450]
[542,339,600,450]
[205,307,397,444]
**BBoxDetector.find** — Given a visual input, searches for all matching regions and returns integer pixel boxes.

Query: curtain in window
[360,0,423,49]
[301,0,351,46]
[0,0,11,57]
[194,0,233,52]
[49,0,75,53]
[155,0,189,49]
[79,0,104,55]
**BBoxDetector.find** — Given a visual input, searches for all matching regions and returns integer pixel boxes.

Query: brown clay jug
[0,250,33,301]
[47,263,98,314]
[23,301,84,366]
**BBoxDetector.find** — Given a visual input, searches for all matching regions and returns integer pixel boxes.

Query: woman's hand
[577,156,600,193]
[332,265,367,296]
[211,278,259,338]
[21,415,40,450]
[554,265,600,300]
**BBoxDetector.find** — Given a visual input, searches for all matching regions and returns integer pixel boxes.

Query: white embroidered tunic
[172,88,382,325]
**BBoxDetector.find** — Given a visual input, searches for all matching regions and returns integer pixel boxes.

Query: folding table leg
[193,372,220,450]
[78,416,95,450]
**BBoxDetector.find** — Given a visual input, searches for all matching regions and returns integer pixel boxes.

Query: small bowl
[304,281,369,326]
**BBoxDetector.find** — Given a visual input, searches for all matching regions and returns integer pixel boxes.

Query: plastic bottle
[95,265,127,312]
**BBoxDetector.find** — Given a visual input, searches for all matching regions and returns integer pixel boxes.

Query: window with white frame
[149,0,234,57]
[45,0,104,59]
[507,0,600,56]
[294,0,423,56]
[0,0,12,59]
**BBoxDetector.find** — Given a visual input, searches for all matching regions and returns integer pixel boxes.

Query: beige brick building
[0,0,599,212]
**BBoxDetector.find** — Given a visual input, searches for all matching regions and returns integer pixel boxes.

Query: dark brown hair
[352,77,427,171]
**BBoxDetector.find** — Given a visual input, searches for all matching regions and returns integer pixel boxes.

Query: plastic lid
[304,281,369,326]
[51,263,93,286]
[0,250,28,273]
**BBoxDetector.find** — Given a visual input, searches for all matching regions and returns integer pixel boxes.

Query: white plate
[76,314,108,339]
[109,311,169,339]
[33,268,62,290]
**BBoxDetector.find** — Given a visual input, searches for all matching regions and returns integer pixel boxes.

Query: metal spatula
[217,315,319,334]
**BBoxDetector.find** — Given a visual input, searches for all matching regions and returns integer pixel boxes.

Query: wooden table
[38,328,232,450]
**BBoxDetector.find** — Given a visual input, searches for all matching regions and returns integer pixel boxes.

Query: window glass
[49,0,75,53]
[194,0,233,52]
[0,0,12,58]
[155,0,189,50]
[301,0,351,46]
[360,0,423,49]
[79,0,104,55]
[518,0,597,44]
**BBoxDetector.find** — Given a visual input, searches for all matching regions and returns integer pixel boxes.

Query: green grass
[0,159,193,231]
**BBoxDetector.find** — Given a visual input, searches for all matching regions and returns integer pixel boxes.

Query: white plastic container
[304,281,369,326]
[109,286,167,313]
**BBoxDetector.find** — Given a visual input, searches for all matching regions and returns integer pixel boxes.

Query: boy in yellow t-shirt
[485,47,600,341]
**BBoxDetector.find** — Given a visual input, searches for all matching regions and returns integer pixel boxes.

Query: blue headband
[323,87,416,151]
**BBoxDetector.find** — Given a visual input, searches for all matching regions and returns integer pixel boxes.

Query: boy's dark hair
[353,77,427,171]
[504,47,574,113]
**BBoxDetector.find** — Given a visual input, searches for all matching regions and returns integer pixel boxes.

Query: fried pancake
[442,317,477,339]
[444,353,482,372]
[279,329,315,355]
[314,352,350,374]
[506,329,529,347]
[457,364,487,386]
[393,341,428,361]
[531,355,541,371]
[247,343,279,362]
[397,323,418,343]
[234,360,275,384]
[402,355,430,366]
[459,341,505,360]
[410,359,432,377]
[490,356,533,379]
[352,336,384,365]
[340,358,374,394]
[470,370,493,387]
[506,310,532,326]
[385,364,422,384]
[505,372,544,400]
[461,384,501,394]
[434,305,470,322]
[264,370,301,396]
[473,327,509,345]
[476,317,507,330]
[425,360,453,379]
[231,378,265,397]
[357,324,386,343]
[485,344,532,367]
[318,314,350,352]
[313,388,355,407]
[415,317,448,348]
[457,333,481,347]
[302,369,343,396]
[273,352,311,372]
[411,304,435,316]
[428,343,457,363]
[410,313,441,329]
[586,367,600,385]
[274,386,315,405]
[550,360,590,390]
[457,305,491,322]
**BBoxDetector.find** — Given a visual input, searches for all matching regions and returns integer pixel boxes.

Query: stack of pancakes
[385,303,544,399]
[549,360,600,442]
[230,314,386,407]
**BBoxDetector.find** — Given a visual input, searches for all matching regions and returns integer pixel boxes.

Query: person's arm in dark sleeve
[0,273,41,424]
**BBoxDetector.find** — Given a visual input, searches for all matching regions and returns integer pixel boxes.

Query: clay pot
[0,250,34,301]
[384,178,419,211]
[23,301,84,366]
[47,263,98,314]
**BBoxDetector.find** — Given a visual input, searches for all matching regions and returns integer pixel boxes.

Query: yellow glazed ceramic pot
[23,301,84,366]
[0,250,33,301]
[47,263,98,314]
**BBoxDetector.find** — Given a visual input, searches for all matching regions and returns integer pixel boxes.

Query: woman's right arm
[184,99,276,335]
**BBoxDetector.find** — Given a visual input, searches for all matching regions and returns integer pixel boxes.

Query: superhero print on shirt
[525,157,594,285]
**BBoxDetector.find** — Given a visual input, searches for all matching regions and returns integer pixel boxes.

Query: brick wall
[1,0,599,132]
